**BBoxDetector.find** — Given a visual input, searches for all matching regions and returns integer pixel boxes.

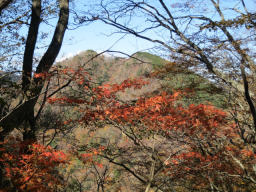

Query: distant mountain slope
[56,50,226,108]
[57,50,159,84]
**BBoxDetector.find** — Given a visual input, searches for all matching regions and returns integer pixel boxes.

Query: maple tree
[44,66,256,191]
[70,1,256,189]
[83,0,256,145]
[1,58,255,191]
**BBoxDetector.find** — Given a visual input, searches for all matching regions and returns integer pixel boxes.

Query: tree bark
[22,0,41,91]
[240,65,256,130]
[35,0,69,76]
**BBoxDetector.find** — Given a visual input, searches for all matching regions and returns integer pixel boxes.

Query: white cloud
[56,50,83,62]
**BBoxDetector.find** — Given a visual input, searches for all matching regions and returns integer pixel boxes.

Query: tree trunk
[22,0,41,91]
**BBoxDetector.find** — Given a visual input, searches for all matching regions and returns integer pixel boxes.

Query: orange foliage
[45,71,256,190]
[0,140,69,192]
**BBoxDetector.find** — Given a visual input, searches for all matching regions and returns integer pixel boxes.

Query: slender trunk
[22,0,41,91]
[240,65,256,130]
[145,136,156,192]
[35,0,69,76]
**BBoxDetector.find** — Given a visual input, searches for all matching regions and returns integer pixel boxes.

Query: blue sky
[56,20,156,61]
[1,0,255,71]
[43,0,256,61]
[55,0,167,60]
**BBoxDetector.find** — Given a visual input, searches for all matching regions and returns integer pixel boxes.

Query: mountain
[56,50,226,107]
[57,50,157,84]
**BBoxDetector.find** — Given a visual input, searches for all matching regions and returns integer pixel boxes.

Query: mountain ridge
[55,49,225,107]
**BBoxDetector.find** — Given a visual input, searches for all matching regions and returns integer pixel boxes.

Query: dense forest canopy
[0,0,256,191]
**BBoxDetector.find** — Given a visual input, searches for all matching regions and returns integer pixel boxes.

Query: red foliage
[78,146,105,169]
[33,72,53,80]
[45,72,256,189]
[0,140,68,192]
